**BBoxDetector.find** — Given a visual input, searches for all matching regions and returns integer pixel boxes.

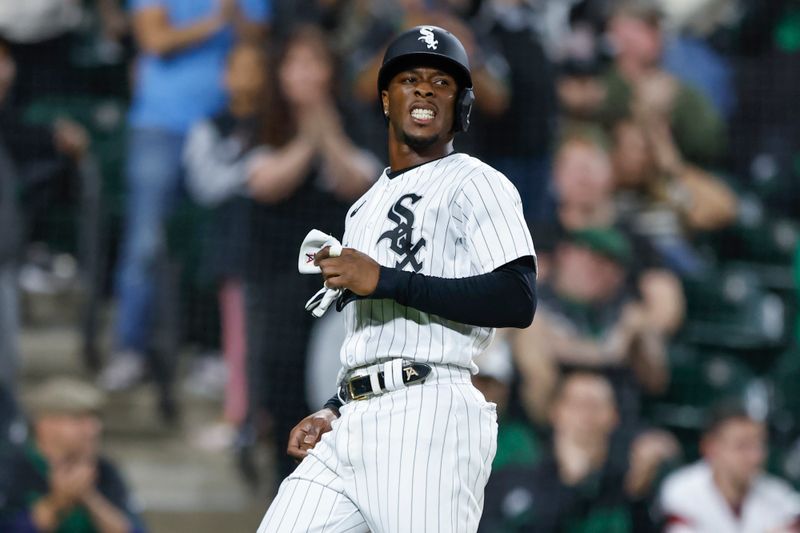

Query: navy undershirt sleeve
[370,255,537,328]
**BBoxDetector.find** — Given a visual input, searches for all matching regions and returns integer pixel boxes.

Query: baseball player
[257,25,537,533]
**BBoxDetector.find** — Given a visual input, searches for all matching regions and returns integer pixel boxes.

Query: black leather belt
[339,362,431,402]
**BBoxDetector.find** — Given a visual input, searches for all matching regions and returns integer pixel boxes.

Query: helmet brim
[377,52,473,95]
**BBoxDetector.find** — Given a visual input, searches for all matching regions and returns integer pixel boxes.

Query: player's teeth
[411,109,435,120]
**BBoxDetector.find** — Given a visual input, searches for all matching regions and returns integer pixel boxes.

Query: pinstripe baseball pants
[257,366,497,532]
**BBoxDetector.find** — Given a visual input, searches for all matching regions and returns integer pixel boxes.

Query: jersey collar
[385,151,459,179]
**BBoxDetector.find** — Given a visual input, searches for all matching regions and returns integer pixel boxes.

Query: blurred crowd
[0,0,799,531]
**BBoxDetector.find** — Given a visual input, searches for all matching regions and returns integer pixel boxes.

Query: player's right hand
[287,408,338,461]
[315,246,381,296]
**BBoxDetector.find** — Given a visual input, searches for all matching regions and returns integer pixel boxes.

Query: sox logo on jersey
[378,193,426,272]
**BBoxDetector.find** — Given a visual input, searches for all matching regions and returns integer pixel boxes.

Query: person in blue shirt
[100,0,269,391]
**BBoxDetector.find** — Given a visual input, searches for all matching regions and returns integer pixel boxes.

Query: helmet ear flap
[455,87,475,132]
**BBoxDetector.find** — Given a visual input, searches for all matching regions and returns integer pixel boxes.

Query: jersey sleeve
[455,170,536,275]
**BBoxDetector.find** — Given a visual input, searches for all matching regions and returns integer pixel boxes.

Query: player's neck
[388,131,455,173]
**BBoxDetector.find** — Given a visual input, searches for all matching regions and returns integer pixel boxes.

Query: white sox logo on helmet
[418,26,438,50]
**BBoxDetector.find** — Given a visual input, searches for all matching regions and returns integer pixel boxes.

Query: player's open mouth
[410,104,437,123]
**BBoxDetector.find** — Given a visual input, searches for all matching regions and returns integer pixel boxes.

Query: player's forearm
[370,256,537,328]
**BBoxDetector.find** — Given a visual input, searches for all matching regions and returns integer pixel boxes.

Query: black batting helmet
[377,25,475,132]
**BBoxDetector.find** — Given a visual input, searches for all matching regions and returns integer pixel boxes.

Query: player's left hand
[314,246,380,296]
[287,408,338,461]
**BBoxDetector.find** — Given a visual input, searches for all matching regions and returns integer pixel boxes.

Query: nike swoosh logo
[350,201,366,218]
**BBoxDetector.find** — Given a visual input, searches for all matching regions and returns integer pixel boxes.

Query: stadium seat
[659,344,755,411]
[711,195,799,265]
[681,267,788,362]
[645,344,762,459]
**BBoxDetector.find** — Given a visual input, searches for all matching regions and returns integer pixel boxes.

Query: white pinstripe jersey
[339,152,535,372]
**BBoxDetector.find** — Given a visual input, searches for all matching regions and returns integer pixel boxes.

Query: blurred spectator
[601,0,726,167]
[660,404,800,532]
[101,0,269,392]
[481,371,675,532]
[0,378,144,532]
[471,0,557,221]
[552,128,685,335]
[0,39,88,395]
[0,0,129,100]
[473,334,542,471]
[512,228,668,428]
[269,0,371,50]
[0,0,83,103]
[647,0,739,121]
[182,41,270,451]
[553,127,616,232]
[526,0,608,60]
[315,0,380,57]
[661,34,735,122]
[611,115,738,276]
[242,25,378,484]
[556,25,609,126]
[0,39,89,173]
[0,1,81,44]
[95,0,131,45]
[657,0,739,38]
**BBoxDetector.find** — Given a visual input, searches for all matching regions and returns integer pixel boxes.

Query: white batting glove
[298,229,343,317]
[298,229,343,274]
[304,286,342,318]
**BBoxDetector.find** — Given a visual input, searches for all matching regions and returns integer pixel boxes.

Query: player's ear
[381,90,390,117]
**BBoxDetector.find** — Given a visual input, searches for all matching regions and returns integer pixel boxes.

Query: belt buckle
[348,378,370,401]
